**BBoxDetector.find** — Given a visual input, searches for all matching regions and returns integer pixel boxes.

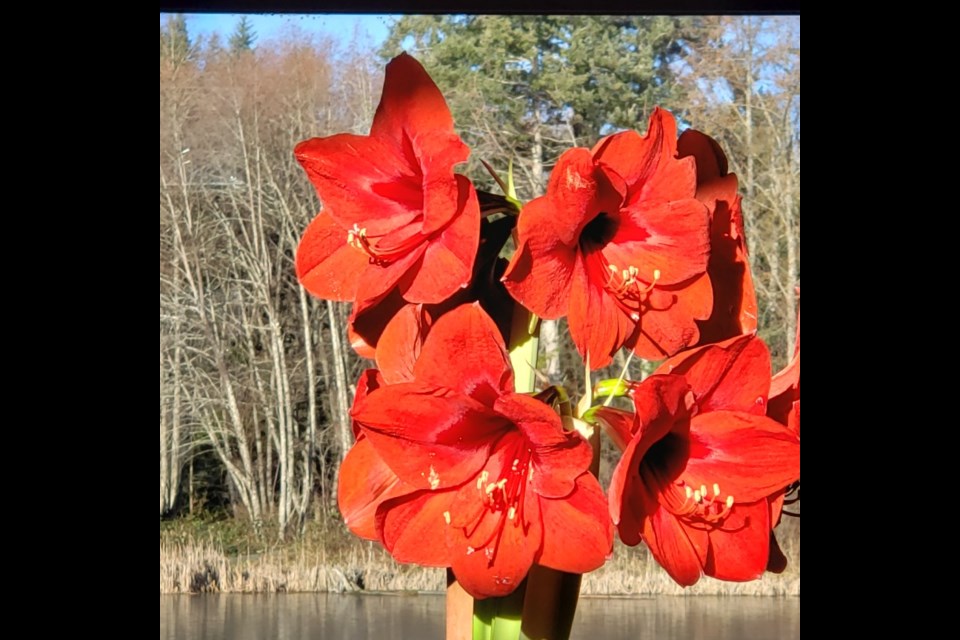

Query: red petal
[296,211,369,301]
[629,273,713,360]
[677,129,728,184]
[295,134,421,237]
[683,411,800,504]
[699,194,759,343]
[375,303,430,384]
[369,53,468,175]
[351,369,386,438]
[348,322,377,359]
[501,197,577,319]
[660,334,771,414]
[545,147,611,246]
[349,288,408,358]
[450,487,543,599]
[354,382,509,489]
[399,175,480,303]
[567,253,621,369]
[537,473,613,574]
[703,499,771,582]
[593,406,635,453]
[593,108,696,205]
[606,198,711,287]
[770,307,800,399]
[377,489,455,566]
[641,506,707,587]
[494,393,592,499]
[338,437,411,540]
[412,303,514,406]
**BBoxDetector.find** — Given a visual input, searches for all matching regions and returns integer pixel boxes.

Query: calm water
[160,593,799,640]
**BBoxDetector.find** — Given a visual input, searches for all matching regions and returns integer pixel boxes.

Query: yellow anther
[496,478,507,491]
[347,223,367,246]
[693,490,702,503]
[443,511,451,525]
[685,486,693,499]
[700,485,708,498]
[507,506,516,521]
[713,483,720,497]
[608,264,618,272]
[511,458,520,471]
[477,470,489,490]
[725,496,734,509]
[653,269,661,281]
[485,483,496,495]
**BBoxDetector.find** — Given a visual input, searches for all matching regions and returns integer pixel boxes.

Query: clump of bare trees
[160,22,381,535]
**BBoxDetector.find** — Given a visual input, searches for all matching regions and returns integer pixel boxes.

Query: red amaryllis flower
[295,53,480,330]
[596,334,800,586]
[502,108,712,368]
[349,303,612,599]
[677,129,758,343]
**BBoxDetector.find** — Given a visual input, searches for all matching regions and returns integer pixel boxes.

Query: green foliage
[160,14,193,64]
[229,16,257,53]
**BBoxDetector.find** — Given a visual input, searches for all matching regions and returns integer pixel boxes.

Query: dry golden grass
[160,517,798,596]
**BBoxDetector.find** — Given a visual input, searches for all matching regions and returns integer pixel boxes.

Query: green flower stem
[508,308,540,395]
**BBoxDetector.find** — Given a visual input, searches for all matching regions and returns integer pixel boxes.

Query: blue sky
[160,13,399,48]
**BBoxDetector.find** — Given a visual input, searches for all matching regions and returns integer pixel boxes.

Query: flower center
[578,213,662,321]
[581,211,618,248]
[346,223,424,266]
[461,443,535,564]
[665,480,736,528]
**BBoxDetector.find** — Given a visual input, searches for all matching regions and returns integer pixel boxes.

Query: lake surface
[160,593,799,640]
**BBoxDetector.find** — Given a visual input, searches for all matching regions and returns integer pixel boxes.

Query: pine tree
[381,16,688,199]
[160,14,193,65]
[229,16,257,53]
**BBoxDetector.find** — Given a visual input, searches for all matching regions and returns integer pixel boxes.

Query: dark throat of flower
[641,435,737,531]
[580,212,661,321]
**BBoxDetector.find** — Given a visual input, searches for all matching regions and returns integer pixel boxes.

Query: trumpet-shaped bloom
[295,53,480,334]
[503,108,712,368]
[677,129,758,343]
[347,304,613,599]
[597,335,800,586]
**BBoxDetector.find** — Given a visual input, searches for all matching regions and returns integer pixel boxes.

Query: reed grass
[160,516,798,596]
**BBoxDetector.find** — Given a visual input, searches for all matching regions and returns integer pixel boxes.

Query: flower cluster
[294,53,800,598]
